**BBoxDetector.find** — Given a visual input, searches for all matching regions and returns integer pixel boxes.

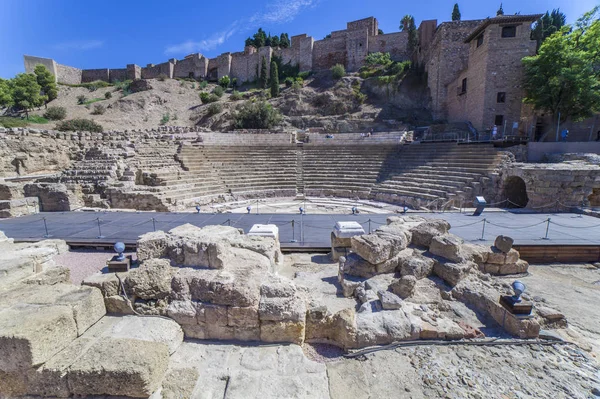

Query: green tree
[0,78,13,108]
[522,18,600,140]
[378,28,384,35]
[280,33,291,48]
[497,3,504,16]
[531,9,566,49]
[400,15,418,55]
[271,35,280,48]
[10,73,43,118]
[33,64,58,105]
[259,56,268,89]
[452,3,461,21]
[270,61,279,98]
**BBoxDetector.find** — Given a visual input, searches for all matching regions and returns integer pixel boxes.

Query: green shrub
[208,93,220,103]
[230,91,242,101]
[212,86,224,97]
[365,52,392,67]
[87,84,97,92]
[104,91,112,99]
[56,118,103,132]
[157,73,168,81]
[231,78,238,88]
[60,80,111,90]
[233,100,281,129]
[91,104,105,115]
[207,102,222,116]
[77,95,87,105]
[298,71,312,80]
[191,83,196,89]
[284,77,295,87]
[200,92,211,104]
[331,64,346,80]
[160,112,170,125]
[291,81,303,92]
[43,106,67,121]
[389,60,411,75]
[199,81,208,89]
[219,75,230,88]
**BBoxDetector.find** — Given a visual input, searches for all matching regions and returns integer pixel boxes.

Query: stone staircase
[60,147,121,185]
[295,144,305,199]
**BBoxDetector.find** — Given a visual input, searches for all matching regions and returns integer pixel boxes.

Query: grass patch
[27,115,49,124]
[60,80,112,90]
[82,98,104,105]
[0,117,28,128]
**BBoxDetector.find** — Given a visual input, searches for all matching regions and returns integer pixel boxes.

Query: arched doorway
[503,176,529,208]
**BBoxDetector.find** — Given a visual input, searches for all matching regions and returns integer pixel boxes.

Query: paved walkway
[0,210,599,249]
[0,211,600,247]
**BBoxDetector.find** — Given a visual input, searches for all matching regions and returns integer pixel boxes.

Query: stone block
[125,258,173,300]
[167,300,198,325]
[259,295,306,323]
[228,306,259,328]
[377,290,403,310]
[260,321,305,345]
[0,304,78,371]
[333,221,365,238]
[67,338,170,398]
[433,260,475,287]
[409,219,450,247]
[389,275,417,299]
[82,272,121,297]
[342,252,377,278]
[351,227,409,265]
[429,234,465,262]
[398,251,434,279]
[104,295,135,314]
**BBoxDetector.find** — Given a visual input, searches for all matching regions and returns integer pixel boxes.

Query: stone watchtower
[447,15,542,132]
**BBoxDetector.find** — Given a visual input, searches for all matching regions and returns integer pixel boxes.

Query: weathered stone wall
[173,54,208,79]
[421,20,483,121]
[141,61,174,79]
[527,142,600,162]
[23,55,57,80]
[346,29,370,72]
[347,17,378,37]
[368,32,409,62]
[81,69,109,83]
[312,37,347,70]
[108,68,128,82]
[56,63,83,85]
[127,64,141,80]
[230,52,259,84]
[298,36,314,72]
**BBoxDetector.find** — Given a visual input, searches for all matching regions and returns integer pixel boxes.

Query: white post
[556,112,561,142]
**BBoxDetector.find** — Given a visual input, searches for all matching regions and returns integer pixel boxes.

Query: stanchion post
[42,217,51,238]
[151,217,156,232]
[291,220,296,242]
[368,219,372,234]
[96,218,105,239]
[543,218,551,240]
[228,219,231,227]
[479,218,486,241]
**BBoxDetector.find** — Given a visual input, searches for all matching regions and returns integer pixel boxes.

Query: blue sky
[0,0,597,78]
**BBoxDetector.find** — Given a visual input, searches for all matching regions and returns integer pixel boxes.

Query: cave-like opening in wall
[503,176,529,208]
[588,188,600,208]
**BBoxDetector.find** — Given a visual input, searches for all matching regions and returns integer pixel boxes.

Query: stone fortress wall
[24,17,410,86]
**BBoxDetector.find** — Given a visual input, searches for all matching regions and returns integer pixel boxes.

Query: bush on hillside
[212,86,224,97]
[365,52,393,67]
[43,106,67,121]
[157,73,168,81]
[207,102,222,116]
[230,90,242,101]
[91,104,105,115]
[298,71,312,80]
[219,75,230,88]
[199,81,208,89]
[104,91,112,99]
[233,100,281,129]
[77,95,87,105]
[331,64,345,80]
[56,118,103,132]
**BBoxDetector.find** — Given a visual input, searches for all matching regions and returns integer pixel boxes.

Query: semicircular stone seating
[144,142,507,209]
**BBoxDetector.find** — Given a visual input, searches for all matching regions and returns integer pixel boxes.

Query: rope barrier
[485,220,549,230]
[450,220,485,229]
[549,220,600,229]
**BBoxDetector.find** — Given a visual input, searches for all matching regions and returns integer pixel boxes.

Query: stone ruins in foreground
[0,211,562,398]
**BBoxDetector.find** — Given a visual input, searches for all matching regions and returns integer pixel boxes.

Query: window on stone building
[495,115,504,126]
[460,78,467,94]
[476,34,484,48]
[497,92,506,103]
[501,26,517,38]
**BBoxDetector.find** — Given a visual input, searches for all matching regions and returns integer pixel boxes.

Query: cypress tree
[259,56,268,89]
[270,61,279,97]
[452,3,461,21]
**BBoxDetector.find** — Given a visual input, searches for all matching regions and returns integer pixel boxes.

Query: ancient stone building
[24,14,554,135]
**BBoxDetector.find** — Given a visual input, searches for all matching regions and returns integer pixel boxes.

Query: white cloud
[164,0,317,55]
[250,0,316,24]
[165,26,237,54]
[52,40,104,51]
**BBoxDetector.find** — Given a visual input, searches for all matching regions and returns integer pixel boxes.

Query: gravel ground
[302,343,345,363]
[54,249,138,285]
